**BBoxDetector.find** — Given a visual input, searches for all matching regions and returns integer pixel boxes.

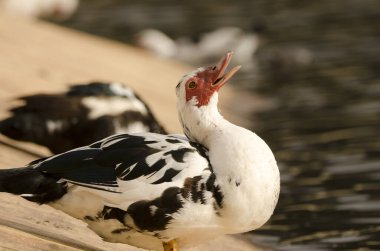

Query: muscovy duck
[0,81,166,153]
[0,52,279,251]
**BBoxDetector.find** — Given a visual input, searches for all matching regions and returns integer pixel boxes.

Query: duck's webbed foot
[163,239,179,251]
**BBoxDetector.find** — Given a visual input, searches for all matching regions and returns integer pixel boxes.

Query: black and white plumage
[0,53,280,251]
[0,81,166,153]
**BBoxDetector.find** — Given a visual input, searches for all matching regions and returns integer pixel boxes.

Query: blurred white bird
[1,0,79,20]
[135,27,260,70]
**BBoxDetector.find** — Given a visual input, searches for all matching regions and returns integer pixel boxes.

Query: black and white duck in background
[0,81,166,154]
[0,52,280,251]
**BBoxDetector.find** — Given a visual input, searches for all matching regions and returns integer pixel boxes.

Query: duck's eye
[188,81,197,89]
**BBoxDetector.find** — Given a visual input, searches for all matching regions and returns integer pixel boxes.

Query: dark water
[57,1,380,250]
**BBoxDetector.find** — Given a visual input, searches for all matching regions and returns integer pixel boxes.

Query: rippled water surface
[58,1,380,249]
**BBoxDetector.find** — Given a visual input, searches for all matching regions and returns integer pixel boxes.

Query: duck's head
[176,51,241,108]
[176,52,241,141]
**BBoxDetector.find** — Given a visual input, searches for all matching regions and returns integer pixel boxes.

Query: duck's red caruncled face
[185,52,241,107]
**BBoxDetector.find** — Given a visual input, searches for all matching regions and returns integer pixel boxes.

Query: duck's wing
[31,133,210,193]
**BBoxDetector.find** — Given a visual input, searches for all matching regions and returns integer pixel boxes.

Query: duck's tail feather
[0,167,67,204]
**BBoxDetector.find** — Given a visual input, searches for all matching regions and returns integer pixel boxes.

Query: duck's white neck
[178,90,280,231]
[178,93,230,147]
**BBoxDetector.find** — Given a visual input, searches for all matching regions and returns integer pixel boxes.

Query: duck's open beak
[210,51,241,90]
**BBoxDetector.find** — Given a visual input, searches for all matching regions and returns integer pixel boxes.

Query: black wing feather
[33,148,119,187]
[34,148,101,173]
[30,134,206,190]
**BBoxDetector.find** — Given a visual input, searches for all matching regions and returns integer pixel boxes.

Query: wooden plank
[0,225,80,251]
[0,140,37,168]
[0,193,139,251]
